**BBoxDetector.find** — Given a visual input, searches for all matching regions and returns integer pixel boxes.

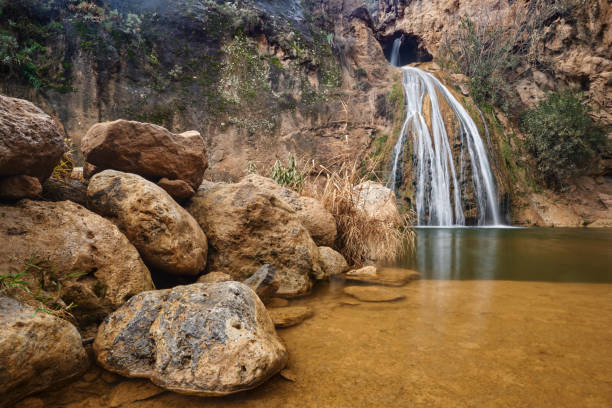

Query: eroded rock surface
[186,180,321,297]
[94,282,287,396]
[0,95,66,181]
[0,200,154,328]
[0,296,88,407]
[87,170,207,276]
[81,120,207,190]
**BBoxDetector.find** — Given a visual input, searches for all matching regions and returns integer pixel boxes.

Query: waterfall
[390,37,402,67]
[387,66,503,226]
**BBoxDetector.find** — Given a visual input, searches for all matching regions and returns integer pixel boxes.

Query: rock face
[243,264,280,302]
[0,296,89,407]
[0,175,42,200]
[186,179,322,297]
[0,200,154,327]
[0,95,66,181]
[94,282,288,396]
[242,175,337,246]
[87,170,207,276]
[353,181,401,226]
[81,120,207,191]
[318,246,349,277]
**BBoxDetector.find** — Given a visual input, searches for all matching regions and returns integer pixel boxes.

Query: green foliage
[271,154,306,191]
[521,91,606,189]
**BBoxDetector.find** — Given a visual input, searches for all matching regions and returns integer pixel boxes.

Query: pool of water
[397,227,612,282]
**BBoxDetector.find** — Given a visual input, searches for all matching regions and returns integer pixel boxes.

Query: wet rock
[345,267,420,287]
[87,170,207,276]
[0,296,88,407]
[108,380,165,407]
[157,178,195,201]
[279,368,298,382]
[94,282,287,396]
[0,200,154,328]
[185,179,321,297]
[0,175,42,200]
[318,246,349,277]
[243,264,280,302]
[81,120,207,190]
[0,95,66,181]
[197,271,232,284]
[343,286,406,302]
[242,175,337,246]
[268,306,314,328]
[42,176,88,206]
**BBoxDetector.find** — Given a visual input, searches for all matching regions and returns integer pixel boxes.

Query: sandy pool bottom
[27,279,612,408]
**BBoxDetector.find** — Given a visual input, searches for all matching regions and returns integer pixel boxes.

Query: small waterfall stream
[387,39,502,226]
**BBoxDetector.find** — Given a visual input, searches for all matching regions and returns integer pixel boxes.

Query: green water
[397,228,612,283]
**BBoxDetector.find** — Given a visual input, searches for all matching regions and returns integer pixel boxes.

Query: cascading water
[390,36,403,67]
[387,44,502,226]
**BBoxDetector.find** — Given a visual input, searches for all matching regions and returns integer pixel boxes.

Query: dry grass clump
[303,160,414,267]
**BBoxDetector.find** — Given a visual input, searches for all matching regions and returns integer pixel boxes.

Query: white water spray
[386,65,503,226]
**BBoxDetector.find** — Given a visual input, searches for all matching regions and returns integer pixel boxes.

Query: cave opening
[380,32,433,66]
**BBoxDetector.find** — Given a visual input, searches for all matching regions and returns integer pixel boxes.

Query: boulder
[0,95,66,181]
[353,181,401,225]
[0,200,154,328]
[0,296,88,407]
[242,175,337,246]
[94,282,288,396]
[42,177,88,206]
[268,306,314,328]
[345,267,420,286]
[186,179,321,297]
[318,246,349,277]
[157,178,195,201]
[0,175,42,200]
[197,271,232,284]
[81,120,207,190]
[87,170,207,276]
[242,264,280,302]
[343,286,406,302]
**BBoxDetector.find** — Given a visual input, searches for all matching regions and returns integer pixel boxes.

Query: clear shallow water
[397,227,612,283]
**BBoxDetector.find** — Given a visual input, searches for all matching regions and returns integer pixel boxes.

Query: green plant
[521,91,606,189]
[271,154,306,191]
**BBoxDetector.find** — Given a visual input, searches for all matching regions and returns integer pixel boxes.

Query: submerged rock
[0,296,88,407]
[0,175,42,200]
[345,267,420,287]
[243,264,280,302]
[268,306,314,328]
[343,286,406,302]
[0,95,66,181]
[81,120,207,192]
[94,282,287,396]
[186,179,321,297]
[318,246,349,277]
[0,200,154,328]
[87,170,207,276]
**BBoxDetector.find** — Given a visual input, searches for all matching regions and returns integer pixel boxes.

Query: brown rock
[268,306,314,328]
[87,170,207,276]
[343,286,405,302]
[353,181,401,226]
[81,120,207,190]
[0,175,42,200]
[345,267,420,287]
[0,95,66,181]
[197,271,232,284]
[243,264,280,302]
[42,176,87,206]
[0,200,154,328]
[83,162,101,179]
[0,296,89,407]
[587,218,612,228]
[108,380,164,407]
[242,175,337,246]
[267,297,290,308]
[185,179,321,297]
[279,368,298,382]
[157,178,195,201]
[94,282,287,396]
[318,246,349,277]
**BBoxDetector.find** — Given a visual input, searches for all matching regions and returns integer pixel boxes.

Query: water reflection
[397,227,612,283]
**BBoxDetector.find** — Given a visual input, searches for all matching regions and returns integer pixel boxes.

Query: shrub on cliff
[521,91,606,189]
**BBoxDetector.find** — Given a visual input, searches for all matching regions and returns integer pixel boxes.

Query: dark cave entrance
[380,32,433,66]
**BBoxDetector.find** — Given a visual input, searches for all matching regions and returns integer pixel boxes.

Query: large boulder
[87,170,207,276]
[353,181,401,226]
[0,296,88,407]
[81,120,207,192]
[0,95,66,181]
[94,282,287,396]
[0,200,154,328]
[242,175,337,246]
[186,180,322,297]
